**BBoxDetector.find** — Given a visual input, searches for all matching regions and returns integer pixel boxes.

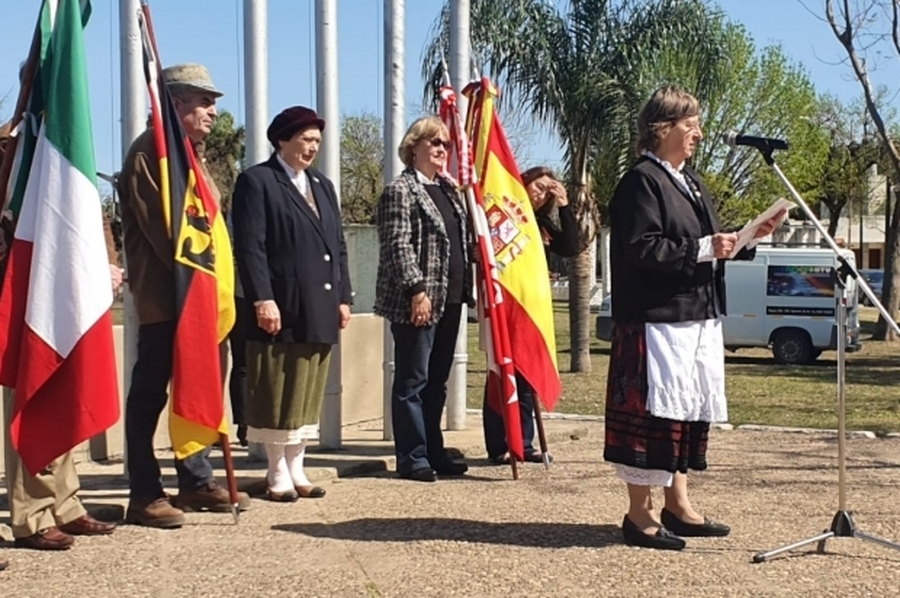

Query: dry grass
[466,303,900,435]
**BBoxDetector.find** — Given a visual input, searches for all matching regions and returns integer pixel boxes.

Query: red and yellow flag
[140,7,234,458]
[466,78,562,410]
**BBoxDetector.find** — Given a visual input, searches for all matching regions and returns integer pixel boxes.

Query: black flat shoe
[525,452,552,464]
[661,508,731,537]
[622,515,686,551]
[488,454,510,465]
[399,467,438,482]
[432,460,468,476]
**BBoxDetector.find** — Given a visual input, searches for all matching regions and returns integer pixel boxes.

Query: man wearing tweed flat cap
[119,62,250,528]
[162,63,224,98]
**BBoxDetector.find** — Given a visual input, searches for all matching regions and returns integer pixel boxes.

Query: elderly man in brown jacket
[0,122,120,557]
[118,63,249,528]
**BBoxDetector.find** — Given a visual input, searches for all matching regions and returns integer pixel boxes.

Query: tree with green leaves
[423,0,728,373]
[205,110,245,212]
[824,0,900,340]
[340,112,383,224]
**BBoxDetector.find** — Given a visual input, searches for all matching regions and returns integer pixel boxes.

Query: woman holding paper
[604,85,785,551]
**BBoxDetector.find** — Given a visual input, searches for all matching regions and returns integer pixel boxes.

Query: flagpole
[315,0,344,450]
[0,16,41,215]
[445,0,469,433]
[533,400,551,470]
[382,0,405,442]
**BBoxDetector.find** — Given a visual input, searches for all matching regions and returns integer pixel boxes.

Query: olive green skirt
[245,341,332,444]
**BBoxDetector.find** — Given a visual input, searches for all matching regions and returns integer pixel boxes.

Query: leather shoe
[59,513,116,536]
[14,527,74,551]
[126,495,185,529]
[399,467,437,482]
[266,488,299,502]
[432,460,468,476]
[174,482,251,513]
[295,485,326,498]
[621,516,685,551]
[661,508,731,537]
[525,452,553,464]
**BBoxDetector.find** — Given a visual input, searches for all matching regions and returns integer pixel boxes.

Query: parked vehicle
[858,269,884,307]
[596,247,862,364]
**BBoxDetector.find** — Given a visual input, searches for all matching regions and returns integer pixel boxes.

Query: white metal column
[243,0,270,462]
[316,0,343,449]
[445,0,470,430]
[381,0,405,441]
[119,0,147,477]
[243,0,269,167]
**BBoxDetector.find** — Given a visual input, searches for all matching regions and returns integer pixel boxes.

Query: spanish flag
[465,78,562,410]
[139,9,234,458]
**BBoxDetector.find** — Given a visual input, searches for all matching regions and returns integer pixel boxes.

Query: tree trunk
[873,190,900,340]
[566,145,598,373]
[567,249,593,372]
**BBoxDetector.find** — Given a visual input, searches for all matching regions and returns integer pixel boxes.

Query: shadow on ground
[273,517,621,549]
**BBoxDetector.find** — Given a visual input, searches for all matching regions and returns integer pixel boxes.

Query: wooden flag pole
[0,17,42,215]
[534,400,551,470]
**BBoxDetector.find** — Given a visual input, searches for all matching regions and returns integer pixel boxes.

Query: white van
[595,246,862,364]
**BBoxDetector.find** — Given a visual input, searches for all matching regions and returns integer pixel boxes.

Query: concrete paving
[2,416,900,597]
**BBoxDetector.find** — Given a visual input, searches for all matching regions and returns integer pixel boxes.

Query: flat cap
[163,63,223,98]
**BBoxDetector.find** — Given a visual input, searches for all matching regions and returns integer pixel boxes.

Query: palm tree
[424,0,729,372]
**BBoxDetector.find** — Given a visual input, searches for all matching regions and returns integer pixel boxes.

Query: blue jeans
[390,304,462,474]
[125,321,216,499]
[482,371,537,459]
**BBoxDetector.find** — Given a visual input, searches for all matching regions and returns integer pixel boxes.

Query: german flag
[139,9,234,458]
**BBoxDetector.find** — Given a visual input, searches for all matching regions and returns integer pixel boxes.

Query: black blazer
[232,156,352,344]
[608,156,753,324]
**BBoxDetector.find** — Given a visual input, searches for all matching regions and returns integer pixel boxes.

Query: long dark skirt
[603,322,710,474]
[245,341,332,433]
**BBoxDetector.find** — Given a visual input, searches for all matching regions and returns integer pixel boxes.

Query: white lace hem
[613,464,673,488]
[247,424,319,445]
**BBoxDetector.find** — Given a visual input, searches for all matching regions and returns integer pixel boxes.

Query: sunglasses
[428,138,453,150]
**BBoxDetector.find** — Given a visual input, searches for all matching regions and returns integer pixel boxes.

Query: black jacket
[537,204,580,258]
[232,156,352,344]
[609,157,753,323]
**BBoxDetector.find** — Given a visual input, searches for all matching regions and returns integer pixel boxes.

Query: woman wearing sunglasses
[374,116,473,482]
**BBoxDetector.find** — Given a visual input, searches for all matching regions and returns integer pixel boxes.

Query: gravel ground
[2,419,899,597]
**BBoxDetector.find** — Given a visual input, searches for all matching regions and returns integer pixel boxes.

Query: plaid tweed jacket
[374,167,472,325]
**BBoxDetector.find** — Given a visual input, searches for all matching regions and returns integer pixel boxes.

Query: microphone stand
[748,146,900,563]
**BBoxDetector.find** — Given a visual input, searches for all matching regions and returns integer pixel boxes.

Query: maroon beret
[267,106,325,146]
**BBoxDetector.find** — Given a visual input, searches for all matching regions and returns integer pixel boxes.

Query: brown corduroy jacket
[118,128,221,325]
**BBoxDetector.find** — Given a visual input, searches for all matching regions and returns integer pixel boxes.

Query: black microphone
[722,131,789,152]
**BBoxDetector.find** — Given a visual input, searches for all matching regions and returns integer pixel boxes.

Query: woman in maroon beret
[232,106,352,501]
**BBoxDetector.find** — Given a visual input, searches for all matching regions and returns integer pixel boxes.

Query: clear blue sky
[1,0,897,191]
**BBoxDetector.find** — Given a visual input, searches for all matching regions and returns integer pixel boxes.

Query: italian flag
[0,0,119,474]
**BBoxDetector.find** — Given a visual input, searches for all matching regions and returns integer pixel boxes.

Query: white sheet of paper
[729,197,795,258]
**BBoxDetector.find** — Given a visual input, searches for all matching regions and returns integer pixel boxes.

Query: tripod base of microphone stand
[752,511,900,563]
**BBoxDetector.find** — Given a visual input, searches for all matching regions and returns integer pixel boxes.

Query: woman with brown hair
[482,165,579,464]
[604,86,784,550]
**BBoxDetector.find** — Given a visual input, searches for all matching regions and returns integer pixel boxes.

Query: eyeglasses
[428,138,453,150]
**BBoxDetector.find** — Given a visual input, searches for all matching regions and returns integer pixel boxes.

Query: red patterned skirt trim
[603,322,709,473]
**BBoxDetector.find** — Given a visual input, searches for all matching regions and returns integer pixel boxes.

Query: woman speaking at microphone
[604,86,785,550]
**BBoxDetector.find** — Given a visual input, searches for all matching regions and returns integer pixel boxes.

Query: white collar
[276,153,308,193]
[642,150,685,173]
[415,168,440,186]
